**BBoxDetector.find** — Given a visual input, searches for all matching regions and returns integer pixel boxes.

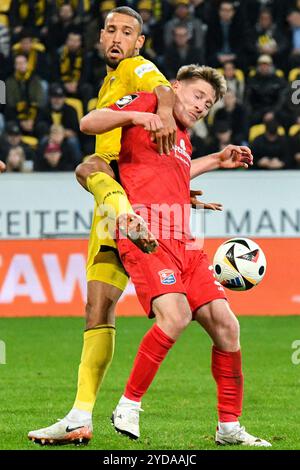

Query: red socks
[212,345,244,422]
[124,326,243,423]
[124,324,175,401]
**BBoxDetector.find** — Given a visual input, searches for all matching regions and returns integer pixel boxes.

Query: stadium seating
[288,67,300,83]
[0,0,11,26]
[248,68,285,79]
[21,135,38,149]
[65,98,84,122]
[87,98,98,112]
[217,67,245,83]
[289,124,300,137]
[248,123,286,142]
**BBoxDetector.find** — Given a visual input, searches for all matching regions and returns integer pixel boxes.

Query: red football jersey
[110,92,193,240]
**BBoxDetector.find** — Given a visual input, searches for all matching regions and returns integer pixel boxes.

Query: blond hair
[176,64,227,102]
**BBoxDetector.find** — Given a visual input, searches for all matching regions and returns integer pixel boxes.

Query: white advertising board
[0,171,298,239]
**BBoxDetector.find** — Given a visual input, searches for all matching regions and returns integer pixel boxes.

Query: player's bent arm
[0,161,6,173]
[154,85,175,116]
[153,85,176,154]
[80,108,163,135]
[80,108,135,135]
[190,153,221,179]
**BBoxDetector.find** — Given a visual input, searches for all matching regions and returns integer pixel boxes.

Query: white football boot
[28,417,92,445]
[111,402,143,440]
[216,424,272,447]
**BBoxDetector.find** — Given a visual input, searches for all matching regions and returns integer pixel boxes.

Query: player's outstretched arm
[80,108,163,135]
[190,145,253,180]
[0,161,6,173]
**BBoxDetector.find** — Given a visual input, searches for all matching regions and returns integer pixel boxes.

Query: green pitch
[0,316,299,450]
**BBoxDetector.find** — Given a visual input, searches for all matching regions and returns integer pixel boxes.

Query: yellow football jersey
[95,55,170,162]
[86,56,170,286]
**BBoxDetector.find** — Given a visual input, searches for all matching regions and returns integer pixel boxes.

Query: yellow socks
[73,325,115,413]
[87,172,133,219]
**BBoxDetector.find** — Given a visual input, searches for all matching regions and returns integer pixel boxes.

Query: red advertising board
[0,239,299,317]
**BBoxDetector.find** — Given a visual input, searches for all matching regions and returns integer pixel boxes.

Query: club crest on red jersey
[115,94,138,108]
[158,269,176,285]
[180,139,186,151]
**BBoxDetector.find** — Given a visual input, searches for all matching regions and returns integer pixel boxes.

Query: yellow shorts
[86,203,128,291]
[85,152,117,166]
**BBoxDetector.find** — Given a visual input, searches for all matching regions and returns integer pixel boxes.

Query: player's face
[173,79,216,128]
[100,13,145,70]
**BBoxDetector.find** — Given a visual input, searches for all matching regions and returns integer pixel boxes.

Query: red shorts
[117,238,227,317]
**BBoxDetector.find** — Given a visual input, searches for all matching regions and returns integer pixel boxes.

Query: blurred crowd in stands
[1,0,300,171]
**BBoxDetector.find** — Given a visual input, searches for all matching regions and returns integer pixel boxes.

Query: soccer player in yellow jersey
[28,6,178,445]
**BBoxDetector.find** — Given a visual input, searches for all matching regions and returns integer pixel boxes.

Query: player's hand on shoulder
[219,145,253,169]
[0,161,6,173]
[155,112,177,156]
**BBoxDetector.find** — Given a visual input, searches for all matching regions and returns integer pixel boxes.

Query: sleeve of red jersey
[109,92,157,113]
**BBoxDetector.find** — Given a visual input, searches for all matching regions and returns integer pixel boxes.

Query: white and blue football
[213,238,266,291]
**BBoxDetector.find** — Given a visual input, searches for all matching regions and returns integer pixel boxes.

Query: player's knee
[75,162,89,188]
[75,159,97,184]
[224,314,240,343]
[165,307,192,333]
[176,310,192,331]
[85,301,113,329]
[211,302,240,342]
[75,158,114,188]
[153,294,191,337]
[85,304,99,329]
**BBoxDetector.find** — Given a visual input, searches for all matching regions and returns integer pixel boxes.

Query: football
[213,238,266,291]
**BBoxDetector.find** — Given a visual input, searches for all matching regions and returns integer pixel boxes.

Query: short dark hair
[106,6,143,32]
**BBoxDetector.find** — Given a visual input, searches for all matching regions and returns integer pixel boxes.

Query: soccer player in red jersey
[79,64,271,447]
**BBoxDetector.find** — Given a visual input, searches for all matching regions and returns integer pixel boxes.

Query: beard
[103,45,138,69]
[103,53,121,69]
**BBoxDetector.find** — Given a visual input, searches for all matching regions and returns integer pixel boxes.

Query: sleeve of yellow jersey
[94,58,170,163]
[126,57,171,93]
